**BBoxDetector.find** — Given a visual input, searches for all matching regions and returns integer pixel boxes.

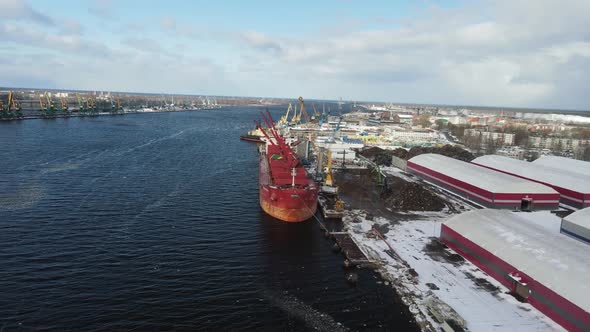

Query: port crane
[59,96,69,115]
[312,103,320,122]
[45,92,56,117]
[298,96,311,124]
[7,91,22,118]
[291,103,300,124]
[110,95,118,114]
[278,103,292,127]
[116,97,123,113]
[87,94,97,115]
[39,93,48,117]
[76,93,85,114]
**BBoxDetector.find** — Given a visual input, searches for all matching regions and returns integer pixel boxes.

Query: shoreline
[334,167,564,332]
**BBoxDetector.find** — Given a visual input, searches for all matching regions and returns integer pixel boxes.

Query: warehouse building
[472,155,590,208]
[406,154,560,209]
[441,210,590,332]
[561,207,590,244]
[533,155,590,178]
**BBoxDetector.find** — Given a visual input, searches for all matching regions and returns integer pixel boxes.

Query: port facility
[532,155,590,178]
[472,155,590,208]
[561,207,590,244]
[441,209,590,332]
[406,153,560,210]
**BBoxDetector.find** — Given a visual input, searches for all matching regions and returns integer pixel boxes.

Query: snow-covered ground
[344,210,565,331]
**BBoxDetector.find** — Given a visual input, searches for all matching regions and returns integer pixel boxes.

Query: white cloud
[1,0,590,110]
[0,0,53,25]
[233,0,590,109]
[161,16,176,31]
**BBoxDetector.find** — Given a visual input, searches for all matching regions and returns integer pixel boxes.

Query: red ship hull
[259,151,318,222]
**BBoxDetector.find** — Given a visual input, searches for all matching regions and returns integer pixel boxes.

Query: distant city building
[528,137,590,150]
[464,129,515,146]
[496,147,525,160]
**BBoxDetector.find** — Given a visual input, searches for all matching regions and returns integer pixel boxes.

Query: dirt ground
[334,168,449,221]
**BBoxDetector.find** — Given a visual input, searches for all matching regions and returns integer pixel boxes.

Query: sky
[1,0,589,110]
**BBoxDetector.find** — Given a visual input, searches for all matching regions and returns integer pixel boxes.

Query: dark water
[0,108,417,331]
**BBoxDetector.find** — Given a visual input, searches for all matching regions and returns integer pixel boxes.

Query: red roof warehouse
[441,210,590,332]
[472,155,590,208]
[406,154,560,210]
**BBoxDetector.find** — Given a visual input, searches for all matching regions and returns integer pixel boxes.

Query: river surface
[0,107,418,331]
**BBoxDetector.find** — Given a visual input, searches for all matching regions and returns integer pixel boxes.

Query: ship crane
[257,110,300,169]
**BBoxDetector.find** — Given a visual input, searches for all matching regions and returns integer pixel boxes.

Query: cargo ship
[257,111,318,222]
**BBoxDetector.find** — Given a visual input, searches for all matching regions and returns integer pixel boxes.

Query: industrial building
[533,156,590,178]
[441,210,590,332]
[472,155,590,208]
[561,207,590,244]
[406,154,560,209]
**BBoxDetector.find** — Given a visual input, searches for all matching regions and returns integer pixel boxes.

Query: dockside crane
[278,103,292,127]
[109,95,117,114]
[291,103,300,124]
[76,93,86,115]
[312,103,320,121]
[298,96,311,124]
[0,99,5,118]
[87,95,98,115]
[59,96,69,115]
[116,97,123,113]
[39,93,48,117]
[7,91,22,118]
[45,92,56,116]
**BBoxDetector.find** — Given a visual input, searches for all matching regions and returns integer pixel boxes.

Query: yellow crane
[291,103,299,123]
[60,96,69,113]
[312,103,320,120]
[45,92,55,113]
[87,95,97,114]
[278,103,292,126]
[7,91,22,117]
[298,96,311,124]
[39,93,47,112]
[325,149,334,186]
